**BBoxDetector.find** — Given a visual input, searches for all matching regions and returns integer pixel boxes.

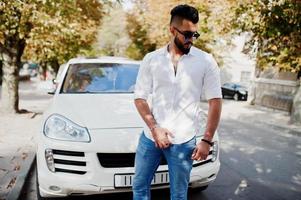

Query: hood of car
[48,94,144,129]
[236,87,248,93]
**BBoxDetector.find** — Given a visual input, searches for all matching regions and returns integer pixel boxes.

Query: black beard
[174,36,192,54]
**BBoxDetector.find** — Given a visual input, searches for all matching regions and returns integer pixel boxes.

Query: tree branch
[0,42,11,55]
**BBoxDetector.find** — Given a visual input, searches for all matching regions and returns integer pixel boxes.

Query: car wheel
[190,185,209,192]
[198,185,208,191]
[233,93,239,101]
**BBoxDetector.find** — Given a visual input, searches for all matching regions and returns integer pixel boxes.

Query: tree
[0,0,104,113]
[125,0,231,62]
[126,12,157,60]
[230,0,301,72]
[92,3,130,57]
[24,0,104,79]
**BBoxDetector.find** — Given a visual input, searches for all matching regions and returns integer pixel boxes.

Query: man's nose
[185,37,193,44]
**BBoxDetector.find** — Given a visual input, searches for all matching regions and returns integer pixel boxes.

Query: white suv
[36,56,220,199]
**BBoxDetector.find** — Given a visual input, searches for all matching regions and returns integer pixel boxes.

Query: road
[20,116,301,200]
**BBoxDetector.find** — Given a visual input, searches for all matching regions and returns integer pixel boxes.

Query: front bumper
[37,132,220,198]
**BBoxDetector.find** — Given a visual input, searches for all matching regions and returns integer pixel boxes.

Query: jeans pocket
[186,138,196,160]
[137,134,158,159]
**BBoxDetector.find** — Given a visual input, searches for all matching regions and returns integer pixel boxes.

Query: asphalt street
[20,117,301,200]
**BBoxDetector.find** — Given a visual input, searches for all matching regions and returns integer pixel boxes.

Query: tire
[198,185,209,191]
[233,93,239,101]
[190,185,209,192]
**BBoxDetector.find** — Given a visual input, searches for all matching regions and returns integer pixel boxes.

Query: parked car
[18,62,39,81]
[221,83,248,101]
[36,56,220,199]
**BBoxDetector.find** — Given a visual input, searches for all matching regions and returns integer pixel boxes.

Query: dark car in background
[221,83,248,101]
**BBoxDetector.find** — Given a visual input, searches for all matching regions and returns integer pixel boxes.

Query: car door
[222,83,234,96]
[229,83,237,96]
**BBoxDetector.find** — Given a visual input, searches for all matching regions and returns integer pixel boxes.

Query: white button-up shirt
[134,45,222,144]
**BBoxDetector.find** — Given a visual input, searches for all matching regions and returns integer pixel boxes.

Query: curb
[6,152,36,200]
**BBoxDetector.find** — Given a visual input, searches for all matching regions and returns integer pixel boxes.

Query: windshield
[235,84,247,90]
[61,63,139,93]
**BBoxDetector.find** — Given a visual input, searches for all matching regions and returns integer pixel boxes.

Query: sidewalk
[219,99,301,135]
[0,78,52,200]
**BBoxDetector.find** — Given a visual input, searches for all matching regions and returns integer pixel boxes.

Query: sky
[121,0,134,10]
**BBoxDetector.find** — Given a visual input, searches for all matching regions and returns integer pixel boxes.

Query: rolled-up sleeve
[134,53,153,100]
[203,55,222,100]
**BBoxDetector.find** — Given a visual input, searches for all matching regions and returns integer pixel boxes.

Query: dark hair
[170,4,199,25]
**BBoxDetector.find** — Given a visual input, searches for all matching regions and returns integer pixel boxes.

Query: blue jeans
[133,133,196,200]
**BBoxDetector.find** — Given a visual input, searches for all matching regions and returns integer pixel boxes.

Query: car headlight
[211,142,218,162]
[43,114,91,142]
[238,90,246,95]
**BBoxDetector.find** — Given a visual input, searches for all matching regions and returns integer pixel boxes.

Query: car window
[235,84,247,90]
[223,83,233,88]
[61,63,139,93]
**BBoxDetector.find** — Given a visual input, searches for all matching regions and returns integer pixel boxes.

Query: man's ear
[170,26,175,36]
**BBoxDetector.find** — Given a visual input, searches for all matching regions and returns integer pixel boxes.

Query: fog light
[49,185,61,191]
[45,149,55,172]
[211,142,218,162]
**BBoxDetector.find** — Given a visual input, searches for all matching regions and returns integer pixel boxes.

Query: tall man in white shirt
[133,4,222,200]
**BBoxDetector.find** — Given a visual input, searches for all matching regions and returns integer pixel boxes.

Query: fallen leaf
[22,152,28,160]
[14,164,21,171]
[6,177,17,189]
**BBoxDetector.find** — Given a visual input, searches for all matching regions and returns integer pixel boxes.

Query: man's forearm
[203,98,222,141]
[134,99,157,130]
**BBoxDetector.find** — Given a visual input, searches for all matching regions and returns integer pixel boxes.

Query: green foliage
[126,12,156,60]
[0,0,106,66]
[230,0,301,72]
[0,0,107,112]
[23,0,104,65]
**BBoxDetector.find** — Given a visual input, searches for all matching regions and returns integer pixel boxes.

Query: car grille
[52,150,87,175]
[97,150,213,168]
[97,153,167,168]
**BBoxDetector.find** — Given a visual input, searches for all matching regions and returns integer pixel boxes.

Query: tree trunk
[47,59,60,80]
[0,37,25,113]
[50,59,60,76]
[39,61,47,80]
[0,52,19,113]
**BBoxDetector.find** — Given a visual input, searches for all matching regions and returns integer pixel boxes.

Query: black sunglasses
[174,27,200,40]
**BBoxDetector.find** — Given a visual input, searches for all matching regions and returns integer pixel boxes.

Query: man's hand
[191,98,221,161]
[191,141,211,161]
[134,99,174,149]
[152,127,174,149]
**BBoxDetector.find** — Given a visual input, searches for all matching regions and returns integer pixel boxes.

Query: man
[133,4,222,200]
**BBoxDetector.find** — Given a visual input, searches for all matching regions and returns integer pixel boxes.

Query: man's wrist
[149,124,159,132]
[201,138,214,146]
[203,131,213,141]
